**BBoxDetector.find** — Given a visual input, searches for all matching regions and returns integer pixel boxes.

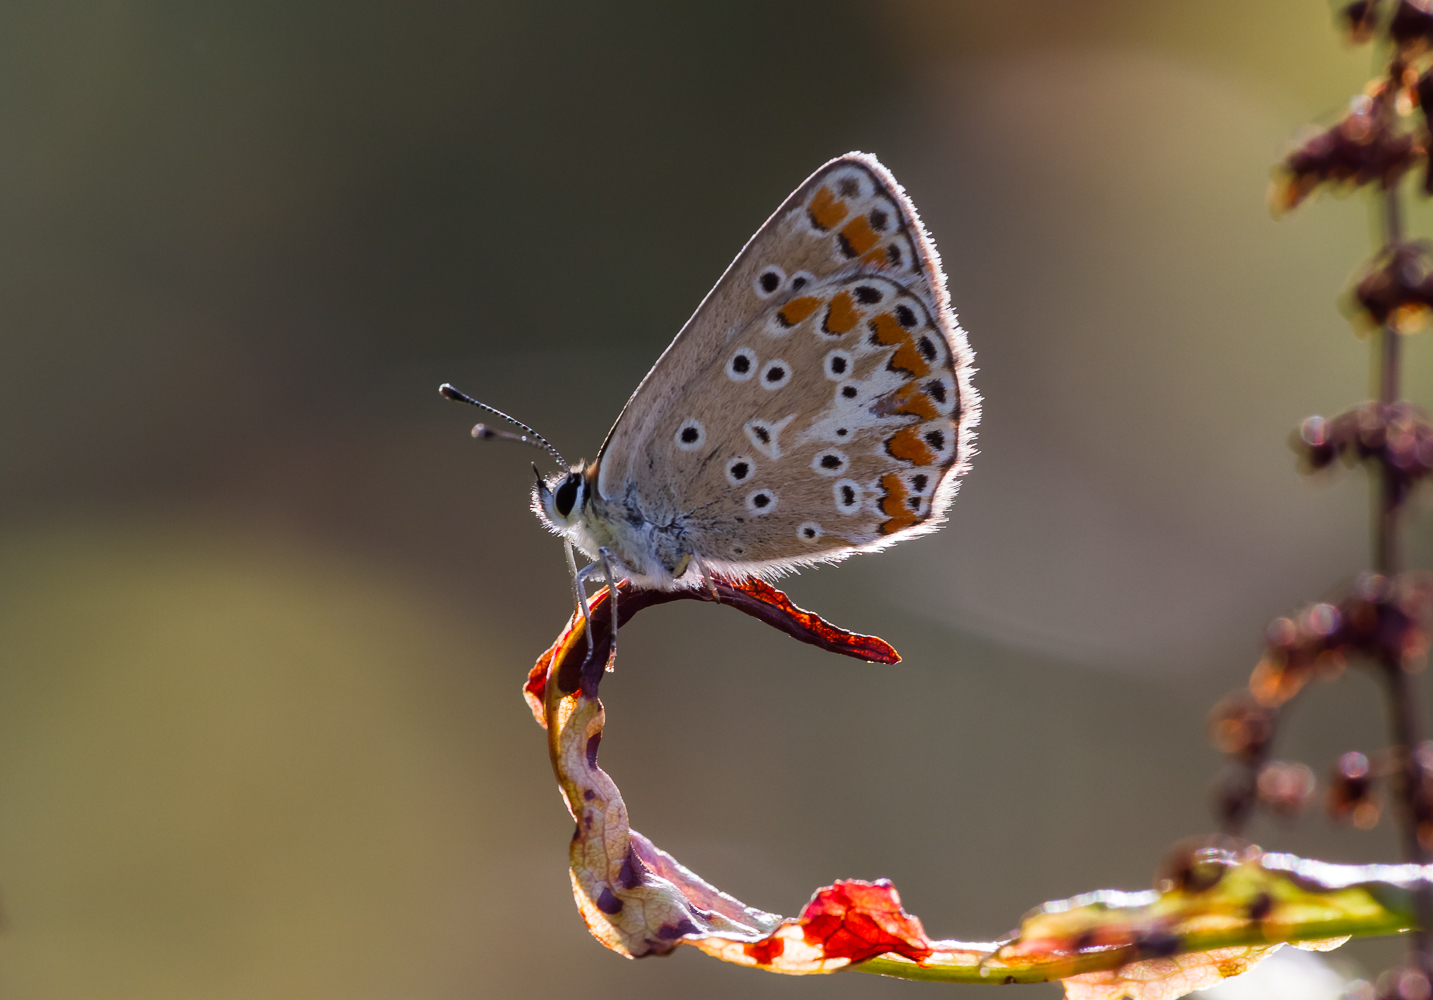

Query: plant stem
[1376,176,1433,976]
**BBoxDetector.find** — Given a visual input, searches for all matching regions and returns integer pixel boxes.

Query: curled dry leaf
[527,579,1423,995]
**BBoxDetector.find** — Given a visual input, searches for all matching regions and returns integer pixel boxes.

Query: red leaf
[797,880,934,964]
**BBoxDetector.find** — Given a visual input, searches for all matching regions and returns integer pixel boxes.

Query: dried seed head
[1340,1,1381,43]
[1271,103,1420,215]
[1256,760,1316,817]
[1328,750,1379,827]
[1209,696,1274,759]
[1391,0,1433,53]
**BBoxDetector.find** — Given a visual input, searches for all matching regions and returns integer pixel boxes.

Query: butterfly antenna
[438,383,567,468]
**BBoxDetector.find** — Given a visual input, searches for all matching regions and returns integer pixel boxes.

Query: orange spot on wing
[889,340,932,378]
[860,246,892,268]
[823,292,861,335]
[869,312,931,376]
[891,382,939,420]
[879,472,909,518]
[886,426,937,466]
[838,216,880,258]
[778,296,821,327]
[878,473,920,534]
[807,186,848,231]
[867,312,906,346]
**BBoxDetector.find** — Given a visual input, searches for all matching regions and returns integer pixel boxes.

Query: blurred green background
[5,1,1433,997]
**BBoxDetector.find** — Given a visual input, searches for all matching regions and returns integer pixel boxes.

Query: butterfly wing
[595,152,979,580]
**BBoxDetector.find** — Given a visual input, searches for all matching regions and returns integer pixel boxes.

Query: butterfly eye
[554,474,581,518]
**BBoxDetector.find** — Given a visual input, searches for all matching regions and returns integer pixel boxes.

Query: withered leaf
[527,579,1416,995]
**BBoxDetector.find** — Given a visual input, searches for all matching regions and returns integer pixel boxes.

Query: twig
[1372,58,1433,976]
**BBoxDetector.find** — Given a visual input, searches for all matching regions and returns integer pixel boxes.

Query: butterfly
[442,152,978,651]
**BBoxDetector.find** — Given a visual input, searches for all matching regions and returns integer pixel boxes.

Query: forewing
[596,152,979,577]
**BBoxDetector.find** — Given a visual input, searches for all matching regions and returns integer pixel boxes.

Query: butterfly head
[534,464,590,531]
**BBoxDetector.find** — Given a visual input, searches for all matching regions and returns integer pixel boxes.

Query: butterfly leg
[597,546,620,672]
[692,554,721,602]
[564,540,595,659]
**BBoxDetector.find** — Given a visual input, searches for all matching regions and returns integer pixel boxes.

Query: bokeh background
[5,1,1433,997]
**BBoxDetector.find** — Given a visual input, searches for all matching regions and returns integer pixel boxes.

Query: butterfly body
[529,152,979,593]
[535,462,696,588]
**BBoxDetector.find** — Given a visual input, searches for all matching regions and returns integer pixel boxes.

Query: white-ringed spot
[725,455,756,486]
[812,449,849,476]
[867,200,894,232]
[754,266,785,299]
[823,350,853,381]
[726,348,757,381]
[921,374,956,414]
[834,479,863,515]
[885,234,913,272]
[746,489,777,516]
[832,170,865,201]
[797,522,823,542]
[921,422,953,458]
[760,360,791,390]
[789,270,814,292]
[744,414,794,459]
[836,380,861,402]
[674,418,706,451]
